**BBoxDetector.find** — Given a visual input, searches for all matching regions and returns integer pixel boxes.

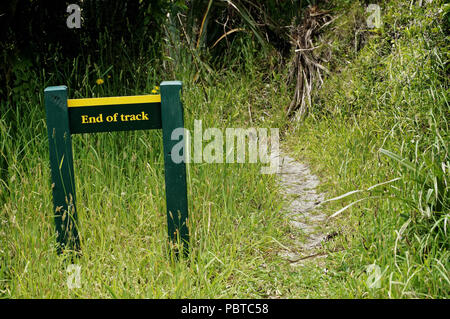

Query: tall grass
[287,0,449,298]
[0,31,299,297]
[1,0,448,299]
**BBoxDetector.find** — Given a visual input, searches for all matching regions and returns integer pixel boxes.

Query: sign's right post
[160,81,189,255]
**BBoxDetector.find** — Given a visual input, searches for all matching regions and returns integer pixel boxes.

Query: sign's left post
[44,86,80,254]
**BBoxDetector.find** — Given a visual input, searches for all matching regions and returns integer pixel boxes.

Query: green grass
[285,0,449,298]
[0,58,300,297]
[1,0,448,299]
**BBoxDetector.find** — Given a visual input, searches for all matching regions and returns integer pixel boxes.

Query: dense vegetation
[287,0,449,297]
[0,0,448,298]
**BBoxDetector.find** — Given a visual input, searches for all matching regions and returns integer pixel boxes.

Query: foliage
[0,0,448,299]
[288,0,449,298]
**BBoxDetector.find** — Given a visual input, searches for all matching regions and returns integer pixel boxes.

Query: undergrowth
[287,0,448,298]
[0,0,447,299]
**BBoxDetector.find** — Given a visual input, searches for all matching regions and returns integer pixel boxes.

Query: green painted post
[160,81,189,254]
[44,86,80,254]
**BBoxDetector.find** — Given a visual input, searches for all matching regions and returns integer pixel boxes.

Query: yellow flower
[151,89,157,94]
[155,86,159,90]
[96,78,104,85]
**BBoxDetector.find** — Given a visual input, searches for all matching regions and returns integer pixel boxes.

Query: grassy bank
[286,0,449,298]
[0,0,448,299]
[0,46,298,297]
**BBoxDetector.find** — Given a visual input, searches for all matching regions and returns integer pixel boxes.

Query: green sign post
[44,81,189,255]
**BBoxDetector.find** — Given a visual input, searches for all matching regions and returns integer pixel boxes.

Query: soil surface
[276,153,331,265]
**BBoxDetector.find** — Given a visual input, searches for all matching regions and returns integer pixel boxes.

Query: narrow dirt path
[275,153,331,266]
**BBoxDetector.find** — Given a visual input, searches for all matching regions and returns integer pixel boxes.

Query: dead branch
[287,5,333,119]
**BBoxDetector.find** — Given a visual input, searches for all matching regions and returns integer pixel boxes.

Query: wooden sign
[44,81,189,255]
